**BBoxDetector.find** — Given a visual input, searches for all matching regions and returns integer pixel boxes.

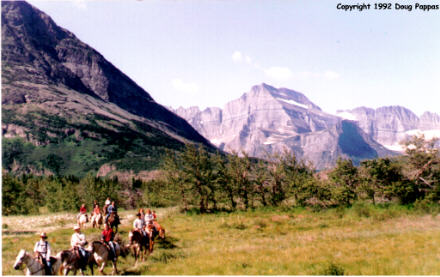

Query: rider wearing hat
[105,201,117,224]
[71,225,88,267]
[34,232,52,275]
[133,212,146,236]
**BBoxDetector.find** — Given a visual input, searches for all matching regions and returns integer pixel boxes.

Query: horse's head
[159,228,166,239]
[13,249,27,270]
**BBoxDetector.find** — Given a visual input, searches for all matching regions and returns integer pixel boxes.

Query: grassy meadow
[3,204,440,275]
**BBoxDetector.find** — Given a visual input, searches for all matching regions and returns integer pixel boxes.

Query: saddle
[74,247,89,270]
[37,255,54,275]
[104,241,117,261]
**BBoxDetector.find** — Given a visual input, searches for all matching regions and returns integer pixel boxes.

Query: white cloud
[232,51,243,63]
[265,66,293,81]
[232,51,339,82]
[72,0,87,9]
[171,78,200,95]
[232,50,253,65]
[324,70,340,80]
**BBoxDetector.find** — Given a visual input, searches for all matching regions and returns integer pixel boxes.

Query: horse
[152,221,166,240]
[13,249,61,275]
[89,241,127,275]
[107,213,120,233]
[146,222,165,254]
[58,248,95,275]
[103,204,109,217]
[128,230,151,264]
[77,213,88,229]
[91,213,103,229]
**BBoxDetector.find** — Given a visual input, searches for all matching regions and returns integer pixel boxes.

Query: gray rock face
[1,1,210,146]
[175,83,392,169]
[1,1,214,175]
[337,106,440,151]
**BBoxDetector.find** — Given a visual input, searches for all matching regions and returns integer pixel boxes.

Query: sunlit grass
[3,205,440,275]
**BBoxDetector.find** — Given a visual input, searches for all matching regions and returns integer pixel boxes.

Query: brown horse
[59,248,95,275]
[128,230,151,264]
[146,222,165,254]
[107,213,120,233]
[90,241,127,275]
[152,221,166,239]
[102,204,109,217]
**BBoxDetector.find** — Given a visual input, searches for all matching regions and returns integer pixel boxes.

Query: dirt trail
[2,207,178,237]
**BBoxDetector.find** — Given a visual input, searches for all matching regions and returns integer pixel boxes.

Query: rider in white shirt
[71,225,88,261]
[133,213,146,236]
[34,232,52,274]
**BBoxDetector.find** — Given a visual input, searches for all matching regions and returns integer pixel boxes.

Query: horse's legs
[89,262,94,275]
[112,260,118,275]
[99,262,106,275]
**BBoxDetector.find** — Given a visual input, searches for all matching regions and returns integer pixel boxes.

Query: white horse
[13,249,61,275]
[77,213,88,229]
[91,213,103,229]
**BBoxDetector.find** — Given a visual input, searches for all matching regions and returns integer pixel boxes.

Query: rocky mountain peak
[2,1,213,176]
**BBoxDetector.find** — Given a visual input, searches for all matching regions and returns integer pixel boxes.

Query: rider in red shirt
[79,204,87,214]
[101,223,116,261]
[93,204,101,215]
[77,204,87,220]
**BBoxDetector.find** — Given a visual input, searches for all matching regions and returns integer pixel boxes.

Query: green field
[3,205,440,275]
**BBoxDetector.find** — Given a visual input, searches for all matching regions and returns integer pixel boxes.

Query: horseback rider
[101,223,117,261]
[77,203,88,222]
[34,232,52,275]
[93,203,101,216]
[105,201,114,223]
[71,225,88,268]
[133,212,146,237]
[105,201,118,224]
[144,209,154,226]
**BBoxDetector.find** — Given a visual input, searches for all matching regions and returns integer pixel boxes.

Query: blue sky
[27,0,440,115]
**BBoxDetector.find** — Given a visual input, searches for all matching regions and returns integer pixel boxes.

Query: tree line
[2,135,439,215]
[161,135,440,212]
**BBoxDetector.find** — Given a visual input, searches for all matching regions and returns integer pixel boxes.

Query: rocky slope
[175,83,393,169]
[1,1,213,176]
[336,107,440,151]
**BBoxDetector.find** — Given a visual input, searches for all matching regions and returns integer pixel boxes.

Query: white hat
[40,232,48,238]
[73,225,80,230]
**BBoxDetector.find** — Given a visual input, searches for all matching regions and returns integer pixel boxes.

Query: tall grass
[3,204,440,275]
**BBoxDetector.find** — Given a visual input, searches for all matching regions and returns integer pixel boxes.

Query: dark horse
[59,248,95,275]
[107,212,120,233]
[128,230,151,264]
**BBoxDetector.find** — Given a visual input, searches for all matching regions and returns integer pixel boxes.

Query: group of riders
[33,198,163,275]
[77,197,118,226]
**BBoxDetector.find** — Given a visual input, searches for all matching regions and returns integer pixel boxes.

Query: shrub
[322,262,345,275]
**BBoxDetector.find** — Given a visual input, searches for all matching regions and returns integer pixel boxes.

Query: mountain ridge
[174,83,399,169]
[1,0,214,176]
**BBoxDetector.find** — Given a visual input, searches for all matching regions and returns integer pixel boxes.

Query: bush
[322,262,345,275]
[352,202,372,218]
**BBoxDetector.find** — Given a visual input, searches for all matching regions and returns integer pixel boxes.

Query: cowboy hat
[73,225,80,230]
[136,213,141,216]
[40,232,48,238]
